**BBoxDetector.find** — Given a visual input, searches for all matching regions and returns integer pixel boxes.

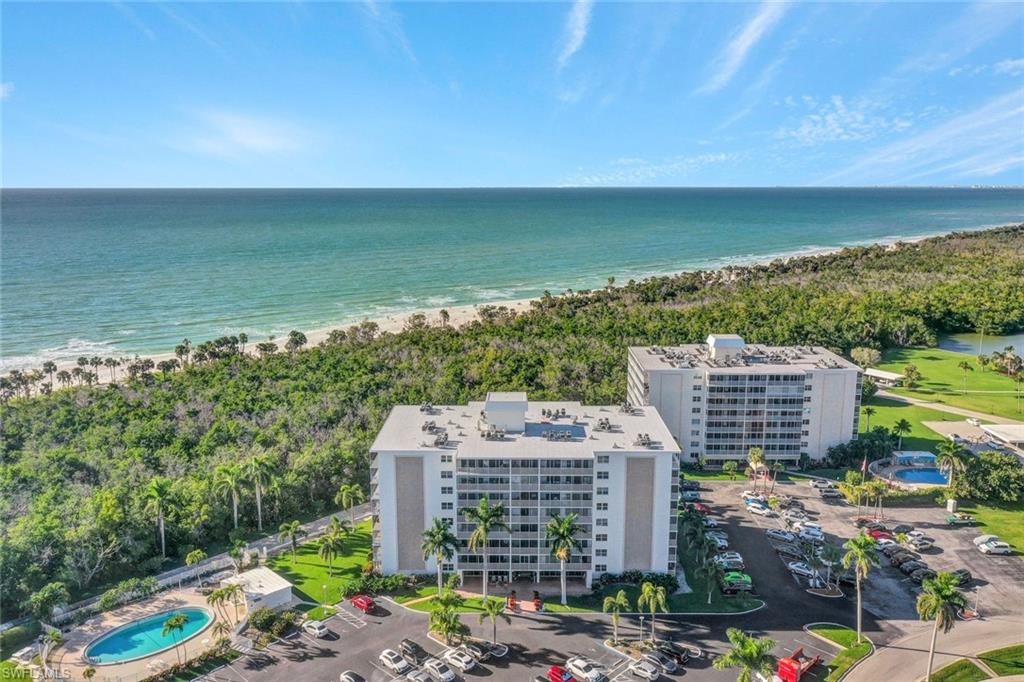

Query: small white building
[864,368,904,387]
[224,567,293,611]
[980,424,1024,450]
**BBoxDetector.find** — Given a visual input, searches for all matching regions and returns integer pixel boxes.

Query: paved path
[877,390,1023,424]
[846,615,1024,682]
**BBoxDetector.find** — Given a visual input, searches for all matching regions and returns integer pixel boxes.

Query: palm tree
[82,667,96,680]
[545,512,583,606]
[186,549,207,585]
[636,582,667,642]
[244,452,276,532]
[863,406,876,432]
[478,598,511,644]
[422,517,459,594]
[42,361,56,385]
[820,544,843,588]
[917,572,967,682]
[103,357,120,382]
[228,539,247,574]
[56,370,71,388]
[335,483,366,527]
[429,606,466,645]
[461,497,509,601]
[317,533,344,578]
[214,463,246,529]
[842,531,880,644]
[328,515,352,538]
[206,588,228,622]
[162,613,190,664]
[602,589,630,643]
[211,619,232,644]
[723,461,738,480]
[144,477,172,558]
[936,442,969,493]
[892,418,912,451]
[747,447,765,491]
[696,555,721,605]
[712,628,777,682]
[278,520,307,563]
[957,360,973,392]
[222,582,245,623]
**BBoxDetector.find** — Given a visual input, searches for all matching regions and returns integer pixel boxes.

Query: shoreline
[0,225,1005,381]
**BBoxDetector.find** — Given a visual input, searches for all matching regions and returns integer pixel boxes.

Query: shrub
[249,607,277,632]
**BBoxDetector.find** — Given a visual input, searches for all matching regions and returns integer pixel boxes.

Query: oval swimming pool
[85,607,213,664]
[894,467,949,485]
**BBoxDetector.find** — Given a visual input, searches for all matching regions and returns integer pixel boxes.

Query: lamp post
[322,584,327,606]
[639,616,645,644]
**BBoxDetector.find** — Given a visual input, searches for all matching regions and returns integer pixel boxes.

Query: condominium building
[369,392,680,586]
[628,334,862,467]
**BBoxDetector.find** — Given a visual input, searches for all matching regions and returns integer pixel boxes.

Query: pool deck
[50,588,231,681]
[869,459,948,490]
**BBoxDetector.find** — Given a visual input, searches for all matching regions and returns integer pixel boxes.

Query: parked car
[875,537,897,548]
[853,516,879,528]
[741,490,765,501]
[629,660,660,681]
[973,534,1000,546]
[766,528,797,543]
[793,521,823,533]
[891,552,922,567]
[340,673,366,682]
[655,642,693,665]
[547,665,576,682]
[302,620,329,638]
[890,524,915,534]
[681,491,701,502]
[423,658,456,682]
[400,639,428,664]
[715,551,743,563]
[869,529,894,540]
[786,561,819,579]
[710,535,730,550]
[820,489,842,499]
[692,503,711,515]
[351,594,375,613]
[406,671,432,682]
[949,569,972,585]
[810,479,834,489]
[967,418,982,426]
[720,571,753,592]
[882,544,908,557]
[716,558,745,571]
[706,530,728,540]
[680,479,701,491]
[910,568,937,585]
[979,541,1013,555]
[443,649,477,673]
[799,528,825,543]
[776,544,805,561]
[908,538,934,551]
[745,498,769,508]
[642,652,678,674]
[835,570,859,586]
[463,641,491,662]
[567,656,605,682]
[749,505,774,517]
[380,649,412,675]
[702,517,720,528]
[487,642,509,658]
[900,561,928,575]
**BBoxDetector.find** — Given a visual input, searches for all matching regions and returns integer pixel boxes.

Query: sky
[2,1,1023,188]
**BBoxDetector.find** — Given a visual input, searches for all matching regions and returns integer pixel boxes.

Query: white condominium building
[628,334,862,467]
[369,392,681,586]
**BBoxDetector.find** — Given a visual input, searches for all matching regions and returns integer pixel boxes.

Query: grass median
[808,624,872,682]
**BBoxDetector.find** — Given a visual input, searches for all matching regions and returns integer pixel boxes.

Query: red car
[547,666,576,682]
[351,594,375,613]
[692,503,711,515]
[868,529,893,540]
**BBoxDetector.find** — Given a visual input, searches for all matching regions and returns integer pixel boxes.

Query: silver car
[629,659,660,680]
[642,651,678,674]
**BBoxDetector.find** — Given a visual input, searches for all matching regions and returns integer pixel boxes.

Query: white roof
[224,567,292,595]
[707,334,746,347]
[371,399,680,458]
[629,343,859,373]
[865,368,904,381]
[485,391,527,403]
[980,424,1024,445]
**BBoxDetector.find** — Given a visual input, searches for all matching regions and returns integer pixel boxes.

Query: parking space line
[794,637,837,659]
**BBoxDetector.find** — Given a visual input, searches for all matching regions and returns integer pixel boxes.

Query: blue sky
[2,1,1023,187]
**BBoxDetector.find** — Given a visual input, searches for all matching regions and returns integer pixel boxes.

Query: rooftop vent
[633,433,654,448]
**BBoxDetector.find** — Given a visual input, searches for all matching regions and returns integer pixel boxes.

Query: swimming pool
[894,467,949,485]
[85,607,213,664]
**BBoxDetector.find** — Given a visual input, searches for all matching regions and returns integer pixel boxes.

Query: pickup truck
[945,513,976,526]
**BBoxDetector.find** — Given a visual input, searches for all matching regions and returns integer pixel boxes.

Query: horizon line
[4,184,1023,191]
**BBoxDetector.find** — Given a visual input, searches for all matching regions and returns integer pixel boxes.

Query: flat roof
[980,423,1024,445]
[224,567,292,595]
[865,368,904,381]
[629,343,860,373]
[370,400,680,457]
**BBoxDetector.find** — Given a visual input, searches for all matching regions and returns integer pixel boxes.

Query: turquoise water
[2,188,1022,370]
[939,332,1024,355]
[85,607,212,664]
[894,468,949,485]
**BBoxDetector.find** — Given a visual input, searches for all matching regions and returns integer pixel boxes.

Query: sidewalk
[846,615,1024,682]
[877,390,1023,424]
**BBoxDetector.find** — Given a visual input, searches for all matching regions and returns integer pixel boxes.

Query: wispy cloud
[994,58,1024,76]
[776,95,912,145]
[949,58,1024,78]
[817,89,1024,184]
[110,1,156,41]
[0,82,13,100]
[156,4,224,54]
[563,153,738,186]
[174,111,309,159]
[557,0,594,71]
[697,2,789,94]
[360,0,417,64]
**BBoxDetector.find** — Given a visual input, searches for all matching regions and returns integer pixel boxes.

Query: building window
[595,533,608,542]
[441,487,453,495]
[596,487,609,495]
[692,407,702,413]
[595,549,607,557]
[441,455,453,463]
[595,564,607,572]
[441,471,453,479]
[596,502,608,511]
[692,396,702,403]
[691,418,701,425]
[691,430,700,437]
[441,502,453,510]
[596,455,610,463]
[443,563,454,571]
[596,518,608,527]
[597,471,609,480]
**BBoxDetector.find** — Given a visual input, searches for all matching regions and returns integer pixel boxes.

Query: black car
[890,524,915,534]
[399,639,428,664]
[900,560,928,575]
[656,642,690,665]
[680,479,701,491]
[910,568,937,584]
[463,641,491,661]
[865,522,887,532]
[776,544,805,561]
[950,569,973,585]
[891,551,921,566]
[882,544,908,557]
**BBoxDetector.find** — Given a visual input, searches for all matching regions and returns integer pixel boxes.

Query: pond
[939,332,1024,356]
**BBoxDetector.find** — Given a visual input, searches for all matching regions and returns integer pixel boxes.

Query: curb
[803,623,875,682]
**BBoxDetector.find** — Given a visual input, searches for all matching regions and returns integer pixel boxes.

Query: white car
[741,490,765,501]
[406,671,432,682]
[967,418,982,426]
[793,520,823,532]
[703,517,720,528]
[629,659,660,680]
[642,652,678,674]
[302,620,329,638]
[710,535,730,549]
[973,534,1000,546]
[423,657,456,682]
[340,673,366,682]
[978,541,1013,555]
[783,510,809,521]
[380,649,412,674]
[715,551,743,563]
[486,642,509,658]
[766,528,796,543]
[749,505,774,517]
[443,649,477,673]
[567,656,605,682]
[787,561,819,579]
[799,529,825,543]
[810,479,834,489]
[875,537,897,548]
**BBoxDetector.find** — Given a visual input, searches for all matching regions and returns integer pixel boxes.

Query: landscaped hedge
[591,571,679,594]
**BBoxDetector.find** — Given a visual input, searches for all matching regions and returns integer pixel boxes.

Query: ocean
[2,188,1022,371]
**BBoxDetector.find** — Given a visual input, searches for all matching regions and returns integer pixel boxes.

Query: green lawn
[393,585,440,604]
[0,622,39,661]
[877,347,1022,420]
[164,650,242,682]
[792,468,856,482]
[929,659,990,682]
[265,520,371,604]
[861,397,964,452]
[680,467,744,481]
[979,643,1024,676]
[808,624,872,682]
[955,502,1024,553]
[305,605,336,621]
[0,661,31,680]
